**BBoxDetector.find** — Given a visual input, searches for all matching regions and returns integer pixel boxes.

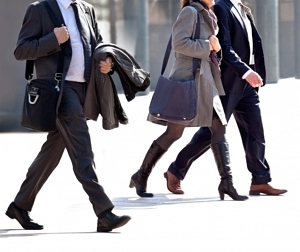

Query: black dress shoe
[97,211,131,232]
[5,202,43,230]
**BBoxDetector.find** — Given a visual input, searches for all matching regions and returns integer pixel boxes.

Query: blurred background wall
[0,0,298,132]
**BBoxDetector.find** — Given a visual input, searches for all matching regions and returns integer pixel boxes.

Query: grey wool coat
[148,2,226,127]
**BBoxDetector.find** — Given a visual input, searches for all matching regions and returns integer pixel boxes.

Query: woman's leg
[129,122,185,197]
[209,118,248,201]
[209,117,226,144]
[155,122,185,150]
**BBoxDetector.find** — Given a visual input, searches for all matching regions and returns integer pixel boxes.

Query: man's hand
[245,71,263,88]
[99,57,114,74]
[54,25,69,44]
[209,35,221,52]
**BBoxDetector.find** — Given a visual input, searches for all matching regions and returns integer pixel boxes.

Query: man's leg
[57,81,114,216]
[223,87,285,195]
[168,127,212,180]
[233,86,271,185]
[14,130,65,211]
[6,130,65,230]
[233,88,286,195]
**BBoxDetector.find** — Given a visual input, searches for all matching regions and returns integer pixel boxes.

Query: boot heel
[219,190,225,200]
[129,178,135,188]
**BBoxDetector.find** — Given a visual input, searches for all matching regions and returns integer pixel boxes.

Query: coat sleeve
[214,4,250,77]
[171,6,210,60]
[14,3,61,61]
[89,5,103,44]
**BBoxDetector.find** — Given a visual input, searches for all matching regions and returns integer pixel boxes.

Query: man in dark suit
[166,0,287,196]
[5,0,130,232]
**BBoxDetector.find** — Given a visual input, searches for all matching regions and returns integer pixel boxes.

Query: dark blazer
[14,0,101,82]
[214,0,266,94]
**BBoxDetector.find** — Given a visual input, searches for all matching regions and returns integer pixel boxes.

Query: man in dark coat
[5,0,131,232]
[166,0,287,196]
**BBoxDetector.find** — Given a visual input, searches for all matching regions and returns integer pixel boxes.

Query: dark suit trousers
[14,81,114,216]
[168,84,271,185]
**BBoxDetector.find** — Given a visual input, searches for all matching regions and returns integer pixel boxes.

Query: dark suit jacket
[14,0,101,83]
[214,0,266,94]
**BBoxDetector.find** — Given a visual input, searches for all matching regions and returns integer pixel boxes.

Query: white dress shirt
[56,0,91,82]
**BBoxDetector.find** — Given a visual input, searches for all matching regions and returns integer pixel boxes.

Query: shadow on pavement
[112,194,222,210]
[0,230,120,238]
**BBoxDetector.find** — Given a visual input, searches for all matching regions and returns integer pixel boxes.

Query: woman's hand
[209,35,221,52]
[99,57,114,74]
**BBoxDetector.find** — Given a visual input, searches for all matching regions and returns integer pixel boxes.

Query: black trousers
[168,84,271,185]
[14,81,114,216]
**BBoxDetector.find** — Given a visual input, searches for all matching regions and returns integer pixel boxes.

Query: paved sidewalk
[0,78,299,252]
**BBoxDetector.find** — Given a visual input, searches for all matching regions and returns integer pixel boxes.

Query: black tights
[155,119,226,151]
[155,122,185,150]
[209,118,226,144]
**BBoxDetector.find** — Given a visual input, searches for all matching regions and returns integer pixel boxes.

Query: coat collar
[189,1,206,12]
[56,0,73,9]
[189,1,216,34]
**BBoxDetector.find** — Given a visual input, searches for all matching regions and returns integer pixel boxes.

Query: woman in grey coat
[130,0,248,201]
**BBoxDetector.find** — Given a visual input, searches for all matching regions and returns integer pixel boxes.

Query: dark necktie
[239,2,254,22]
[71,2,92,83]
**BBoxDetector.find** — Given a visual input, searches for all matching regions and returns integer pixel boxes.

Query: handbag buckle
[54,73,62,81]
[54,73,62,92]
[28,86,40,105]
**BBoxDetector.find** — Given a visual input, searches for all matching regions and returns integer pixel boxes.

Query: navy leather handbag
[149,14,200,123]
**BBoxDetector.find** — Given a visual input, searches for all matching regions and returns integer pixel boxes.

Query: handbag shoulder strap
[25,0,65,81]
[161,12,201,78]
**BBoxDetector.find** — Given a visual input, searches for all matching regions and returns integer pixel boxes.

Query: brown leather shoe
[164,171,184,194]
[249,184,287,195]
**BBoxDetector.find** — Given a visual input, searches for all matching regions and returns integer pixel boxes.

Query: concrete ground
[0,78,299,252]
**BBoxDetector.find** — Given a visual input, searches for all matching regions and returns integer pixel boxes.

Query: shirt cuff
[242,69,253,79]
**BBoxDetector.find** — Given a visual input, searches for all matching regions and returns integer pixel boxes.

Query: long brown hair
[181,0,200,8]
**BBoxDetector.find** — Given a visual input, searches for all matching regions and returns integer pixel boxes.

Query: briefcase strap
[25,1,66,91]
[161,13,201,78]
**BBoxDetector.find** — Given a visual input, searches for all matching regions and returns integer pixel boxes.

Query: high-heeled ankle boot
[211,142,248,201]
[129,141,166,197]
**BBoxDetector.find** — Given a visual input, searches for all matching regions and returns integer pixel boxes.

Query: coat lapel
[45,0,72,71]
[46,0,65,26]
[77,1,97,46]
[231,5,244,28]
[224,0,248,39]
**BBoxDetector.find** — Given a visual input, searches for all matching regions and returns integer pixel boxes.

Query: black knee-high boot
[211,142,248,201]
[129,141,167,197]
